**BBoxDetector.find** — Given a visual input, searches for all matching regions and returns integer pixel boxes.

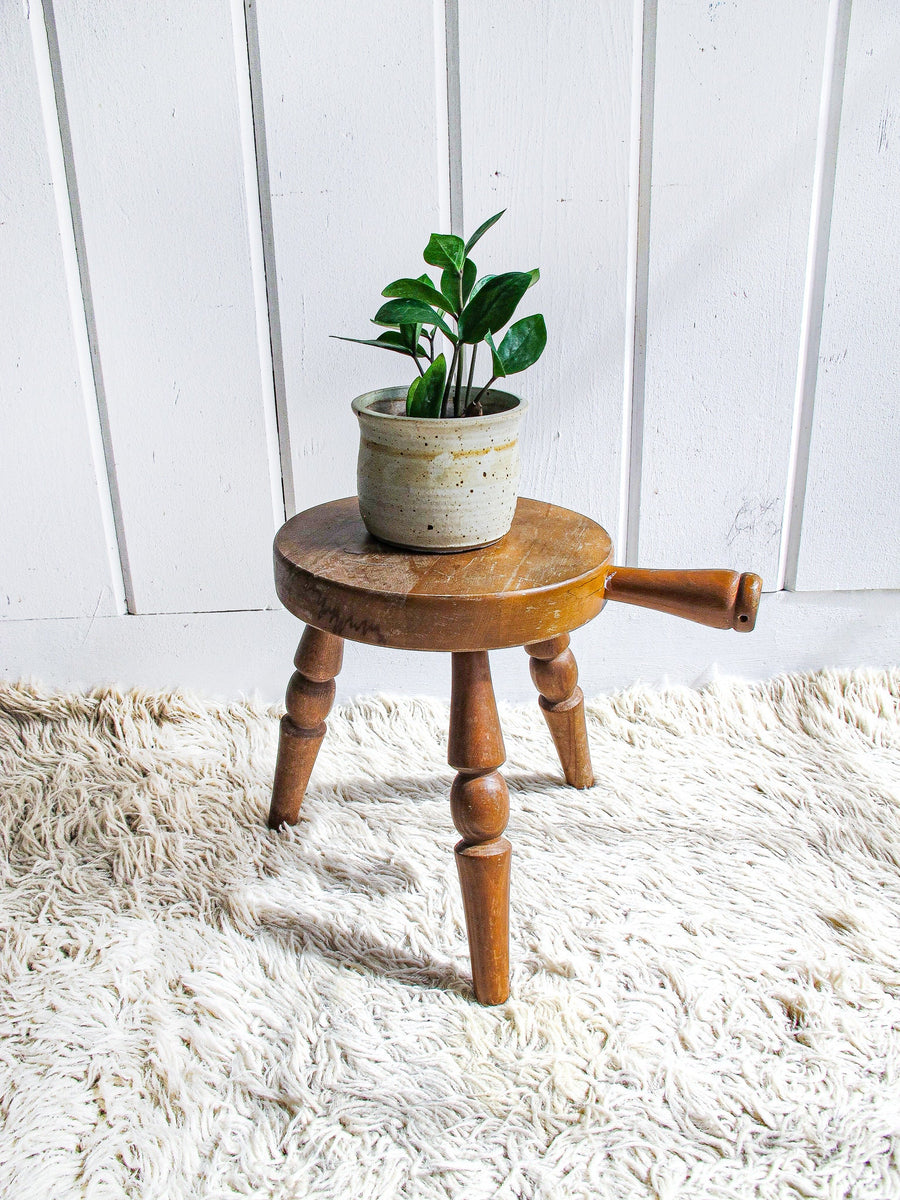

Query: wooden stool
[268,497,761,1004]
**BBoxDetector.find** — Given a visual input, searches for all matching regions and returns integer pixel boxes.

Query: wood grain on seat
[274,496,613,652]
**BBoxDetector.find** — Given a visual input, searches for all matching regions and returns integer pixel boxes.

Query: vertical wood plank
[252,0,446,513]
[457,0,634,534]
[0,0,121,621]
[638,1,828,585]
[48,0,281,613]
[795,0,900,591]
[621,0,658,564]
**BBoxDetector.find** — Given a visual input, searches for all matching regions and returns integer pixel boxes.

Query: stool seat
[275,496,613,652]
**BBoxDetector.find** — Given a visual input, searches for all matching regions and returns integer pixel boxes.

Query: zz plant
[334,210,546,418]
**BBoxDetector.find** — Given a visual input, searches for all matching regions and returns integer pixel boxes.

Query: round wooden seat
[274,496,613,652]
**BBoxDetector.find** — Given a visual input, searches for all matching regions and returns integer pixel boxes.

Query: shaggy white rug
[1,671,899,1199]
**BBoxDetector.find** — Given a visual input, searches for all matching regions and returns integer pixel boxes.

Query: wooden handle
[602,567,762,631]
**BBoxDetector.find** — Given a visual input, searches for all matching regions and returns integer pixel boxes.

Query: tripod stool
[268,497,761,1004]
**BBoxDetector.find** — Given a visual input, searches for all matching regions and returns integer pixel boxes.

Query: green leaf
[457,272,532,344]
[468,266,535,304]
[439,258,476,315]
[416,278,439,333]
[331,331,426,357]
[372,299,457,342]
[461,258,477,304]
[398,323,421,354]
[467,266,536,303]
[467,273,495,303]
[494,313,547,374]
[405,374,422,416]
[464,209,505,256]
[382,277,455,314]
[407,353,446,417]
[485,331,507,379]
[440,266,459,313]
[423,232,465,273]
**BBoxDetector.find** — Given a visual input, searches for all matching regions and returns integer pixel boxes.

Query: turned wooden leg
[268,626,344,829]
[448,651,511,1005]
[525,634,594,788]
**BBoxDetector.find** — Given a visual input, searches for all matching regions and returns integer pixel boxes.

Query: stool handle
[602,567,762,631]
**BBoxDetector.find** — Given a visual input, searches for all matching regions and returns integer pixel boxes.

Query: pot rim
[351,385,526,424]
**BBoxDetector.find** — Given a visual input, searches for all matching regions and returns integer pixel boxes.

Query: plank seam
[778,0,852,591]
[433,0,451,235]
[443,0,464,237]
[436,0,464,375]
[33,0,133,613]
[238,0,295,520]
[619,0,657,566]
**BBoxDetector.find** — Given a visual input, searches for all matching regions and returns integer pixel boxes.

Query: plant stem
[453,348,465,416]
[412,353,426,377]
[425,329,435,362]
[472,374,498,408]
[441,341,460,413]
[451,269,465,415]
[465,343,478,409]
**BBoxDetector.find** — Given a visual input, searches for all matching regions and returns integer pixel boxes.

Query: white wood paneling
[48,0,281,613]
[2,0,899,698]
[252,0,446,514]
[638,0,828,586]
[795,0,900,591]
[457,0,633,536]
[2,590,898,704]
[0,0,121,621]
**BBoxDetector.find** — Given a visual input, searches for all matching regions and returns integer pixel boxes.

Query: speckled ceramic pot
[352,386,527,552]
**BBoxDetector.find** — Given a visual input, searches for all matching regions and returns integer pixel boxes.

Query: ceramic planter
[352,386,527,552]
